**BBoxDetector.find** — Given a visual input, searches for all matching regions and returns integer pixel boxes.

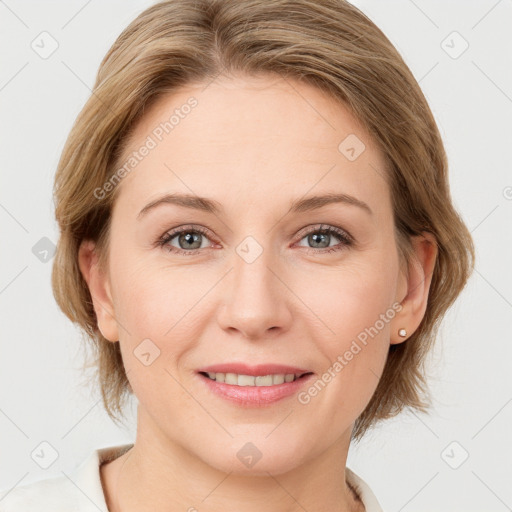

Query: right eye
[157,225,216,255]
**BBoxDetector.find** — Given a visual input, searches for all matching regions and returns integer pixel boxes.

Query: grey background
[1,1,511,510]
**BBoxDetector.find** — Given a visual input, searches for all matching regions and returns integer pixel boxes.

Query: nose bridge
[216,234,292,338]
[234,237,275,300]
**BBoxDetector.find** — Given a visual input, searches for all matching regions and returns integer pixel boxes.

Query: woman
[0,0,474,510]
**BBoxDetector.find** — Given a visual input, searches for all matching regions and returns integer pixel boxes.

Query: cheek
[293,254,397,411]
[110,261,204,412]
[111,258,215,376]
[111,253,202,333]
[294,252,399,343]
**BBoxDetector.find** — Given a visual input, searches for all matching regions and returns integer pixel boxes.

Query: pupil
[311,232,328,248]
[181,232,201,249]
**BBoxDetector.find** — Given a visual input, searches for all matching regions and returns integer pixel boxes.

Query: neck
[101,409,364,512]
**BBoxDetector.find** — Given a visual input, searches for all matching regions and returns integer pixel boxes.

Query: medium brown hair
[51,0,475,441]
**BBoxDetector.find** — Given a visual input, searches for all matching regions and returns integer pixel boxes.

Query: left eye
[157,224,353,255]
[295,224,353,254]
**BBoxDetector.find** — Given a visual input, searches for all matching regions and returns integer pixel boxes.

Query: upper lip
[197,363,313,377]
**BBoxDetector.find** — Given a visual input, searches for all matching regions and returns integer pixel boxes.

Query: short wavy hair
[51,0,475,441]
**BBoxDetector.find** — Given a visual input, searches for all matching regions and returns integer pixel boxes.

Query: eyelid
[294,223,353,243]
[156,224,217,248]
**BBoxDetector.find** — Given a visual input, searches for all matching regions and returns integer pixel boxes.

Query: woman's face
[85,74,412,474]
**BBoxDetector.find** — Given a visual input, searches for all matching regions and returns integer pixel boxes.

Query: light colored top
[0,443,384,511]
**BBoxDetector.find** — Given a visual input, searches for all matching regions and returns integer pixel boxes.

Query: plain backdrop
[1,1,511,511]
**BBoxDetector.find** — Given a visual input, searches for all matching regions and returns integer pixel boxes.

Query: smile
[200,371,311,386]
[197,371,315,406]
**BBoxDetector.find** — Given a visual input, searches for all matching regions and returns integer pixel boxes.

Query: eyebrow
[137,192,373,219]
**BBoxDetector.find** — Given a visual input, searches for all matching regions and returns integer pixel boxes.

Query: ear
[78,240,119,343]
[390,232,438,345]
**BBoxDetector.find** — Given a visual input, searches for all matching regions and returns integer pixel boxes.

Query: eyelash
[156,224,354,256]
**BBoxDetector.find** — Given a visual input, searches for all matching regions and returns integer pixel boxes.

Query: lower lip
[197,373,314,407]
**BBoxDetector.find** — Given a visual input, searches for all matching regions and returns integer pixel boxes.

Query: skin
[79,73,437,512]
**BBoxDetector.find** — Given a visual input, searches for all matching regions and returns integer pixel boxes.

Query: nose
[216,245,293,340]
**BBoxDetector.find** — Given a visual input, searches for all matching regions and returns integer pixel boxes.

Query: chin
[197,435,314,477]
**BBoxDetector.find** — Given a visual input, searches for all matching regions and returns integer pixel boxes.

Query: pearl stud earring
[398,328,407,337]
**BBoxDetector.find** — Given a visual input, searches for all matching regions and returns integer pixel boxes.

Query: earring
[398,328,407,337]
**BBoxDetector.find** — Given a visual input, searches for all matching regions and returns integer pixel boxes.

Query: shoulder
[0,473,81,511]
[0,444,133,512]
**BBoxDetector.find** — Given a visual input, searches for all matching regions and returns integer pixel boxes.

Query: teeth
[205,372,301,386]
[273,374,285,385]
[225,372,238,385]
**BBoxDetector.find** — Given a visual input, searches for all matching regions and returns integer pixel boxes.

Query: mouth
[198,371,313,387]
[196,366,315,406]
[195,363,315,406]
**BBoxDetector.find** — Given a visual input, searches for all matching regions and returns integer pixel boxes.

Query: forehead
[112,74,390,217]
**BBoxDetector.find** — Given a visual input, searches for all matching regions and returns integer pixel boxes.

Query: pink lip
[197,363,311,377]
[198,372,314,407]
